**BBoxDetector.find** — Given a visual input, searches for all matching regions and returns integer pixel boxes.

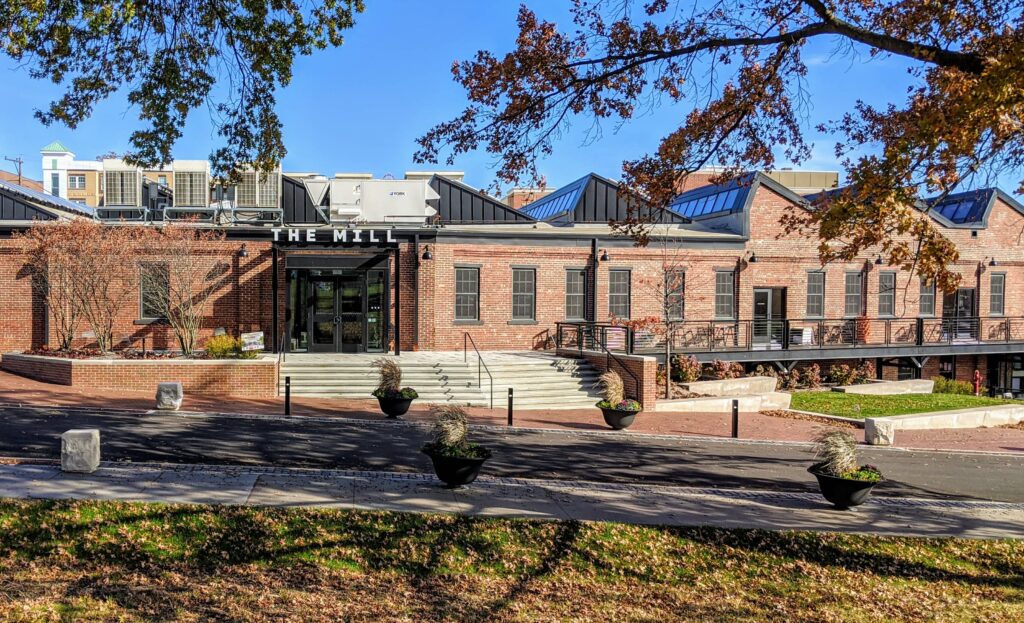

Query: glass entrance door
[310,277,339,352]
[753,288,785,348]
[943,288,977,340]
[338,273,365,353]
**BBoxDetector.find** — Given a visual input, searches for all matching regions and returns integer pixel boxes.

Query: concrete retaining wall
[680,376,778,396]
[833,379,934,395]
[655,391,791,413]
[1,353,279,397]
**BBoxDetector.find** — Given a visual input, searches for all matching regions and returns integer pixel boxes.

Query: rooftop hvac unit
[329,177,363,220]
[354,179,439,224]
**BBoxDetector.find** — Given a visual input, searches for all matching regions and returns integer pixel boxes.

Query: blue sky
[0,0,1019,199]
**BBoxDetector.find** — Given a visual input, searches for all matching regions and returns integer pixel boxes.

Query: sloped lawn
[790,391,1016,419]
[0,499,1022,622]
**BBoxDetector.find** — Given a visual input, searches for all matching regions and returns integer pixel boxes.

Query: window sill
[454,320,483,326]
[507,320,538,325]
[133,318,167,326]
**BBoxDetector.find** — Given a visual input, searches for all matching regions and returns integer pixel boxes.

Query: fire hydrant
[974,369,982,396]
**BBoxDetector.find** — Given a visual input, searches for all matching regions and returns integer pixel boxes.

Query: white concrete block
[61,429,100,473]
[864,418,896,446]
[679,377,778,396]
[155,382,184,410]
[833,379,934,395]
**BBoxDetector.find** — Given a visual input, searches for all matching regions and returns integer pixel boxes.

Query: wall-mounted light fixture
[990,257,999,267]
[238,244,249,258]
[421,245,433,261]
[599,249,609,262]
[874,255,883,265]
[747,253,758,263]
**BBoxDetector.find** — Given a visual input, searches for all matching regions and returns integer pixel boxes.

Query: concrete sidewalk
[2,461,1022,539]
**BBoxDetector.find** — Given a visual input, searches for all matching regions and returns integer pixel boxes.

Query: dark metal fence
[556,316,1024,356]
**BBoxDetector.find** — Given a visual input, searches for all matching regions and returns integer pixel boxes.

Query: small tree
[15,221,87,349]
[69,221,153,352]
[139,225,228,356]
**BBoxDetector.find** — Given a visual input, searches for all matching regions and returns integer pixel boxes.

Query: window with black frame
[919,277,936,316]
[511,268,535,321]
[844,272,863,317]
[714,270,735,319]
[991,273,1006,316]
[608,269,631,318]
[806,272,825,318]
[565,269,587,321]
[665,270,685,321]
[139,262,170,320]
[455,267,480,322]
[878,271,896,316]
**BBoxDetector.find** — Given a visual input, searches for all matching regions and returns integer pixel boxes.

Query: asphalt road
[2,405,1022,502]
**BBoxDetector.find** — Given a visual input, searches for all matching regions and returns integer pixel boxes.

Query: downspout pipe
[412,233,419,350]
[591,238,599,322]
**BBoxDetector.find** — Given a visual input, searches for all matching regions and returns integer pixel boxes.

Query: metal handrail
[557,316,1024,356]
[463,333,494,409]
[591,328,642,406]
[554,322,641,404]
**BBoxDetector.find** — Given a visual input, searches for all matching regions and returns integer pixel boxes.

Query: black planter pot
[376,395,414,418]
[808,466,880,510]
[423,450,489,488]
[598,406,641,430]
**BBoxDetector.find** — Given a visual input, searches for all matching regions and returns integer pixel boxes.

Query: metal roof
[40,140,72,153]
[519,175,589,221]
[0,179,96,217]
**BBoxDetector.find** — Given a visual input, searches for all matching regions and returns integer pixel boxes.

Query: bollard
[731,399,739,439]
[507,387,514,426]
[285,376,291,415]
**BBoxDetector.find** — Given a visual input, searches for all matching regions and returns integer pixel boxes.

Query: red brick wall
[559,349,658,409]
[1,353,278,397]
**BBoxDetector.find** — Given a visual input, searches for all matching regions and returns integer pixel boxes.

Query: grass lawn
[789,391,1017,419]
[0,500,1022,621]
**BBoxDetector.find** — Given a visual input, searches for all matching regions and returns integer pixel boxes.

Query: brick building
[2,160,1024,395]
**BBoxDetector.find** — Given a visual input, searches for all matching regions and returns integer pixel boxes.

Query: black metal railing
[555,316,1024,356]
[554,322,642,402]
[464,333,494,408]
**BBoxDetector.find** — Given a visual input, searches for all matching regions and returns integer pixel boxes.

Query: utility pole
[4,156,24,185]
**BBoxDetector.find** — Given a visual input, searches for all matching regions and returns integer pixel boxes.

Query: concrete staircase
[278,352,603,409]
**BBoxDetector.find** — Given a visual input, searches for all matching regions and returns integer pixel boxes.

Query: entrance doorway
[943,287,977,341]
[290,267,387,353]
[753,287,786,349]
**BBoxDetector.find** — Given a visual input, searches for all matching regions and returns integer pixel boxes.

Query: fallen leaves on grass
[760,409,859,429]
[0,500,1021,622]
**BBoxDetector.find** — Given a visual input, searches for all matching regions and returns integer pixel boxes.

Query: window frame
[919,277,936,317]
[138,262,170,321]
[990,272,1006,316]
[454,266,481,323]
[68,174,86,190]
[510,267,536,322]
[805,271,825,319]
[878,271,896,317]
[714,270,736,320]
[565,268,588,321]
[608,269,632,319]
[844,271,863,318]
[665,269,686,321]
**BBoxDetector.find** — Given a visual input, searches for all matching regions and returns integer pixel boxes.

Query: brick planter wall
[1,353,279,398]
[559,349,658,409]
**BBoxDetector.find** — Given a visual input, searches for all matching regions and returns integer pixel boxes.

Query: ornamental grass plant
[811,428,883,482]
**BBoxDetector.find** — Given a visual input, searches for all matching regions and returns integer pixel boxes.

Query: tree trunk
[664,330,672,400]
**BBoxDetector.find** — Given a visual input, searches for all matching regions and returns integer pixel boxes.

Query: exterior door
[338,273,365,353]
[753,288,785,347]
[944,288,977,340]
[309,277,339,352]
